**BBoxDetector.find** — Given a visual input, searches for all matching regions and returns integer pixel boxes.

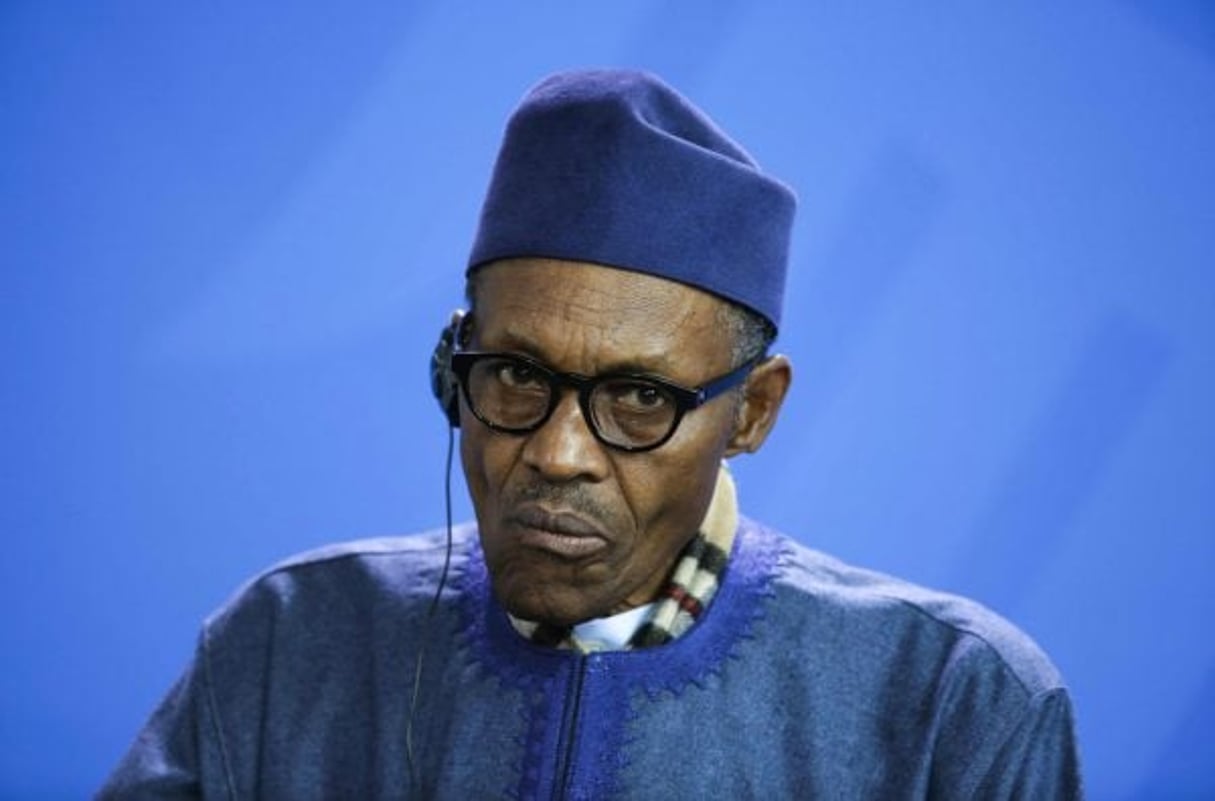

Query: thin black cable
[405,422,456,793]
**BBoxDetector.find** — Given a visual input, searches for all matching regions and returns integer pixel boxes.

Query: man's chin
[494,579,605,628]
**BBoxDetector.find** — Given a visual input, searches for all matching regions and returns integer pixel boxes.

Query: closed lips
[510,506,610,558]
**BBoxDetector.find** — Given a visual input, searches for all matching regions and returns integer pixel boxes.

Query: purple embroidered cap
[467,69,796,332]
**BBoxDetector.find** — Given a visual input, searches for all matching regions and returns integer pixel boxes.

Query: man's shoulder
[204,523,479,632]
[266,524,474,573]
[744,518,1066,696]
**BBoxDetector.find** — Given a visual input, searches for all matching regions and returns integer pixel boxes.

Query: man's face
[460,258,743,627]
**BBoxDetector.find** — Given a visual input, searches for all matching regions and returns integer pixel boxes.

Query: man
[102,70,1081,798]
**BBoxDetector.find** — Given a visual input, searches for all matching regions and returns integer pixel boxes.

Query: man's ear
[725,355,792,457]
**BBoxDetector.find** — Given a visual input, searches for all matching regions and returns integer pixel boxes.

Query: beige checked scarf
[509,465,739,652]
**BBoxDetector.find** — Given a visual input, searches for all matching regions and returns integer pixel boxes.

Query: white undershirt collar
[569,603,656,652]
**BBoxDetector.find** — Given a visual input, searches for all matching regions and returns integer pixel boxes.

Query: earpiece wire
[405,421,456,792]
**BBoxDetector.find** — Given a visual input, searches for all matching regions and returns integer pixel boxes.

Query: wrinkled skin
[460,258,791,626]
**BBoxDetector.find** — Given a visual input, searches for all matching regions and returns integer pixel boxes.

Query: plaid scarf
[511,466,739,652]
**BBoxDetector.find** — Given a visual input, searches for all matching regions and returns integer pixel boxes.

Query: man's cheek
[462,433,515,516]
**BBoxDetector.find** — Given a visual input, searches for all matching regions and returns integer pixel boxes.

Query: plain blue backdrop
[3,3,1213,798]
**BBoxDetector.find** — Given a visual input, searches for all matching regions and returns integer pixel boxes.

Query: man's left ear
[725,355,792,456]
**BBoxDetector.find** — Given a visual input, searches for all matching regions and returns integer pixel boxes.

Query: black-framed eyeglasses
[449,351,760,452]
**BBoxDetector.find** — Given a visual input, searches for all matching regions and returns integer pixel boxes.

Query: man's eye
[497,361,541,387]
[611,383,669,411]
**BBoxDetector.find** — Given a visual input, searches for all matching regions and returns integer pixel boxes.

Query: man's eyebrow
[472,328,543,358]
[476,329,684,379]
[594,357,685,378]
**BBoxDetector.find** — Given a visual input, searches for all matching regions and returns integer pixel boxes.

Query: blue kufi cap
[468,69,796,332]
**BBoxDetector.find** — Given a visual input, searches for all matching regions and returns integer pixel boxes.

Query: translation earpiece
[429,310,465,427]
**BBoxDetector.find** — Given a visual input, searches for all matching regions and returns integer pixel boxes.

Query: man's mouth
[509,505,610,559]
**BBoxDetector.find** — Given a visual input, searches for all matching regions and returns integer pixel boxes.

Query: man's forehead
[470,259,732,370]
[473,259,724,321]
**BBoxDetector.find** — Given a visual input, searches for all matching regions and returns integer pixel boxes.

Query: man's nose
[520,390,610,483]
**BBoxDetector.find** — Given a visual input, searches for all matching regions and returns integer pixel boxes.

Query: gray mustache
[508,481,616,526]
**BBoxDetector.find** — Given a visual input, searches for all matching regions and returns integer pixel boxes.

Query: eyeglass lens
[465,355,679,448]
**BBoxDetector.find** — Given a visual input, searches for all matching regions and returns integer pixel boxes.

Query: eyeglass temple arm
[694,355,763,405]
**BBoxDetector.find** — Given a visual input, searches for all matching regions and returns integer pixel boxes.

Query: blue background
[3,3,1213,798]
